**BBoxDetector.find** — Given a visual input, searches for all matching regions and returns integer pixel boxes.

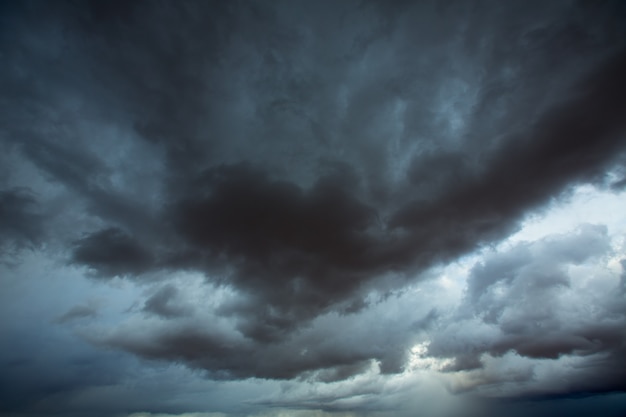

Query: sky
[1,1,626,416]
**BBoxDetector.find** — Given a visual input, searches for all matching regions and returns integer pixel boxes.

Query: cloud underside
[67,48,626,347]
[94,223,626,393]
[1,0,626,412]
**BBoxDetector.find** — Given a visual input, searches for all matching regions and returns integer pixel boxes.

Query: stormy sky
[1,1,626,416]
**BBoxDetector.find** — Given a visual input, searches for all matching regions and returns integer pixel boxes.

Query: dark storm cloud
[170,162,384,340]
[97,295,422,380]
[390,47,626,245]
[144,43,626,344]
[71,228,153,278]
[0,188,43,256]
[99,326,370,380]
[16,138,159,236]
[2,0,626,399]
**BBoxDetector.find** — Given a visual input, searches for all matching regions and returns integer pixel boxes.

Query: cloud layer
[1,1,626,416]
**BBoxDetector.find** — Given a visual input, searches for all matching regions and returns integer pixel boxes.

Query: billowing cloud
[1,1,626,416]
[427,223,626,397]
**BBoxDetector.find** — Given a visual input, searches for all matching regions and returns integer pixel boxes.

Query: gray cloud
[0,187,43,256]
[2,0,626,416]
[55,304,98,324]
[143,284,193,319]
[71,228,153,278]
[96,306,418,380]
[66,44,626,356]
[427,224,626,396]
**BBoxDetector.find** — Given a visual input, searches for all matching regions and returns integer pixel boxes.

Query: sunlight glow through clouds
[408,342,454,371]
[506,184,626,245]
[398,181,626,399]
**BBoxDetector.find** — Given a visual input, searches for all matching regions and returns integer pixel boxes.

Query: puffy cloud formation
[1,1,626,416]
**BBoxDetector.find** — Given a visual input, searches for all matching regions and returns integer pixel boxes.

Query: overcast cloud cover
[1,0,626,416]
